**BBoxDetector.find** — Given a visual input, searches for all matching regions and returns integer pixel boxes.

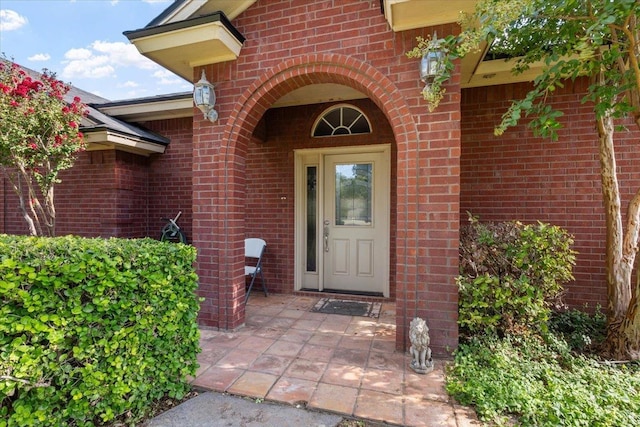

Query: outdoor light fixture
[419,32,445,88]
[193,70,218,122]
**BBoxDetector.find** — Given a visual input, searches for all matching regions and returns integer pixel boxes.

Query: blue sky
[0,0,193,101]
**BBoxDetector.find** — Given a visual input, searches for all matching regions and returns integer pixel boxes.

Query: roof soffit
[124,11,245,81]
[383,0,477,31]
[84,130,167,156]
[96,94,193,122]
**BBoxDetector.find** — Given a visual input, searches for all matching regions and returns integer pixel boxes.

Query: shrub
[458,215,576,336]
[0,235,200,426]
[549,307,606,352]
[446,334,640,426]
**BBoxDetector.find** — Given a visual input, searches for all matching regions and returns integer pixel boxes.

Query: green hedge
[0,235,200,426]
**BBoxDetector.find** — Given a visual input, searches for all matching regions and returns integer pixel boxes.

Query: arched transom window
[311,104,372,137]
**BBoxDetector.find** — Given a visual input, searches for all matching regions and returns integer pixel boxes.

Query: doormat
[312,298,381,318]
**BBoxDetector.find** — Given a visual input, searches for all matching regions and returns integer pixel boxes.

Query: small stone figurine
[409,317,434,374]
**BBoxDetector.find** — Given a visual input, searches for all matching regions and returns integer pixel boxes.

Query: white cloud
[0,9,28,31]
[60,40,159,80]
[28,53,51,62]
[65,48,92,60]
[62,54,114,79]
[110,0,120,5]
[142,0,172,4]
[120,81,139,88]
[91,40,157,69]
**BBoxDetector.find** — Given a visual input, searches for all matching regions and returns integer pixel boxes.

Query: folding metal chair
[245,238,267,303]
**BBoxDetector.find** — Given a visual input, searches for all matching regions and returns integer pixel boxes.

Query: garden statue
[409,317,433,374]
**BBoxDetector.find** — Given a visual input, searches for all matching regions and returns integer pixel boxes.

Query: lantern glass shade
[420,50,444,84]
[193,70,216,116]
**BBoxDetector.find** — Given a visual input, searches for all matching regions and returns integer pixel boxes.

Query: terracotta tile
[320,363,364,388]
[307,332,342,347]
[287,296,318,310]
[371,338,397,353]
[197,345,229,365]
[367,350,407,371]
[347,318,377,331]
[265,340,304,357]
[308,383,357,415]
[291,318,324,331]
[378,315,396,325]
[191,366,243,392]
[278,308,306,319]
[189,296,480,427]
[204,333,247,349]
[338,335,373,351]
[268,317,297,330]
[237,324,260,335]
[298,343,334,362]
[375,323,396,339]
[318,317,352,334]
[299,311,328,321]
[354,389,404,425]
[454,404,482,426]
[380,303,396,317]
[198,329,220,340]
[278,328,313,344]
[405,363,450,403]
[252,304,286,316]
[404,397,457,427]
[266,376,317,405]
[214,348,261,370]
[193,361,211,378]
[252,326,285,340]
[344,327,376,337]
[249,354,293,376]
[285,358,327,382]
[361,368,404,395]
[227,371,279,399]
[331,347,369,366]
[236,336,276,353]
[245,314,274,328]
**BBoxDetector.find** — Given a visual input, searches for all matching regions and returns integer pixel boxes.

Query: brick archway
[199,53,425,350]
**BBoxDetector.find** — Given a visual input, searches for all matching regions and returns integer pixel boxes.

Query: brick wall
[2,147,158,238]
[191,0,462,354]
[145,117,194,241]
[461,78,640,309]
[58,150,119,236]
[112,151,149,238]
[2,150,121,237]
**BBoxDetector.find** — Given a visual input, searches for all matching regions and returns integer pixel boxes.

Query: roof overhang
[383,0,548,89]
[96,93,193,122]
[83,129,167,156]
[124,11,245,81]
[383,0,476,31]
[463,57,545,88]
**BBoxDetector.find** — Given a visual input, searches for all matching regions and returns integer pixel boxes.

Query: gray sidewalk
[145,392,345,427]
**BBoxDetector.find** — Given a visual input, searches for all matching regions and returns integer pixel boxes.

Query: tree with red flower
[0,58,87,236]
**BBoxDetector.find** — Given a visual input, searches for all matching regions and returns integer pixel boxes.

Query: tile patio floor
[192,294,479,426]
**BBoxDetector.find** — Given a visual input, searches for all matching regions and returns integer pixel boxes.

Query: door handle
[323,220,330,252]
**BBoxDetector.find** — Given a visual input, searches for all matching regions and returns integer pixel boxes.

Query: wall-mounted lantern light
[193,70,218,122]
[419,32,445,88]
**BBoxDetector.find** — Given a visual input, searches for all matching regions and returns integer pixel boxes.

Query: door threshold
[300,288,384,298]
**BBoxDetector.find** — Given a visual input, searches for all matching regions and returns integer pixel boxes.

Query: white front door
[295,145,390,297]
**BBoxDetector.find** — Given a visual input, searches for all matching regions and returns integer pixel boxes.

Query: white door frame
[294,144,390,297]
